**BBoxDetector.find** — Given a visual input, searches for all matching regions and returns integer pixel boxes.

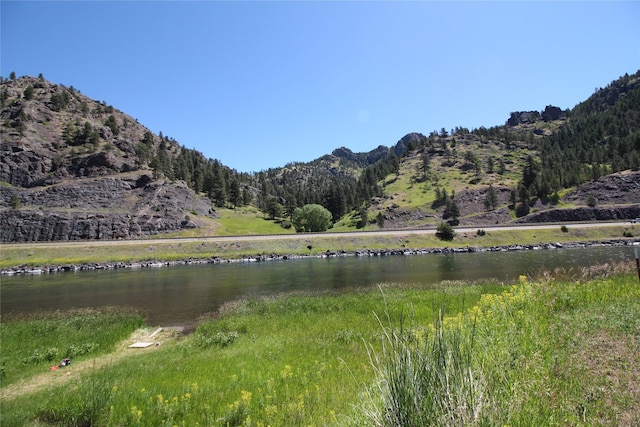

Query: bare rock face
[1,76,217,242]
[516,205,640,223]
[0,173,216,242]
[563,171,640,205]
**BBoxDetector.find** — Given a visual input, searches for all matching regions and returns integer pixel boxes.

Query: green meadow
[2,263,639,426]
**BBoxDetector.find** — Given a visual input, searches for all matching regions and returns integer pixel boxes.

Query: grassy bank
[2,264,639,426]
[0,308,145,389]
[0,224,635,269]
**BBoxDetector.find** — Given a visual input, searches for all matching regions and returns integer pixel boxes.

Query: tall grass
[2,265,639,426]
[362,308,486,426]
[0,283,496,426]
[359,264,640,426]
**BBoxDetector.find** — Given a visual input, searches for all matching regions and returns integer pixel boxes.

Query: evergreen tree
[23,85,34,100]
[265,196,282,219]
[484,184,499,211]
[242,187,253,206]
[209,164,227,206]
[228,177,241,207]
[436,222,455,241]
[324,182,348,222]
[283,193,298,220]
[421,152,430,180]
[444,198,460,223]
[104,115,119,136]
[0,87,8,107]
[498,159,506,175]
[486,155,494,174]
[357,204,369,229]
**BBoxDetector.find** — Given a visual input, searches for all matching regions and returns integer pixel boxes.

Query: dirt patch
[574,330,640,425]
[0,327,181,401]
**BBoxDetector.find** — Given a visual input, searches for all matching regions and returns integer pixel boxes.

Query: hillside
[1,71,639,242]
[0,76,216,241]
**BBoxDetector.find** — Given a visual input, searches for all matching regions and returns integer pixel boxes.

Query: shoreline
[3,237,638,276]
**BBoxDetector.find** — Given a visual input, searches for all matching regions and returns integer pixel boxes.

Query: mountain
[1,71,639,242]
[0,75,218,241]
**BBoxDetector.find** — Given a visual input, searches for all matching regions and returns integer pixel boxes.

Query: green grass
[1,225,635,269]
[2,264,639,426]
[0,308,144,387]
[0,282,500,426]
[213,206,296,236]
[360,266,640,426]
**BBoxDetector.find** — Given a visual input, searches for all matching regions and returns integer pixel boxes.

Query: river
[1,245,636,325]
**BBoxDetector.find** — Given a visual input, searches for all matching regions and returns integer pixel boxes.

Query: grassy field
[209,206,296,236]
[1,264,639,426]
[0,224,635,269]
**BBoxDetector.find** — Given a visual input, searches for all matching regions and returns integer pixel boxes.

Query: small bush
[476,229,486,236]
[515,203,530,217]
[435,222,455,241]
[9,194,21,209]
[280,220,292,229]
[195,330,239,349]
[65,342,99,358]
[561,225,569,233]
[623,230,634,237]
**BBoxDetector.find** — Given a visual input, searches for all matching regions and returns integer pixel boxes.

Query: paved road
[2,221,633,249]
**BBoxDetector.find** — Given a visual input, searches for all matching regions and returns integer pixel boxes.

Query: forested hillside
[1,70,639,241]
[528,71,640,198]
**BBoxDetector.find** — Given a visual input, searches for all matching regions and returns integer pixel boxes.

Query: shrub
[435,222,455,241]
[280,220,292,229]
[292,204,332,232]
[195,330,239,349]
[561,225,569,233]
[9,194,21,209]
[515,203,530,217]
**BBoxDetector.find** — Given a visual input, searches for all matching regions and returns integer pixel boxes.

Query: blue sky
[2,1,639,173]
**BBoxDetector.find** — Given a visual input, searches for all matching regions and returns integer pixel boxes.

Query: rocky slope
[1,76,216,242]
[2,74,638,242]
[380,170,640,229]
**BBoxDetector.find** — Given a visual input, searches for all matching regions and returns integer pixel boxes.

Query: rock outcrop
[516,205,640,224]
[0,172,216,242]
[1,76,217,242]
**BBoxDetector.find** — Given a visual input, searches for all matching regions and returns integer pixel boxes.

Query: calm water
[1,246,635,325]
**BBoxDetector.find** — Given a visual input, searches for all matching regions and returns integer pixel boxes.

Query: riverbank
[2,231,639,274]
[2,266,639,425]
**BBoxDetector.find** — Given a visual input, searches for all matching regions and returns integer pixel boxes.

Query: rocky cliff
[1,75,216,242]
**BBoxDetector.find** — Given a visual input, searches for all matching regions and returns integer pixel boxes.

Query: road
[1,221,633,249]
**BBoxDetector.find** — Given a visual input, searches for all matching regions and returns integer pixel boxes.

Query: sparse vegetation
[2,72,640,241]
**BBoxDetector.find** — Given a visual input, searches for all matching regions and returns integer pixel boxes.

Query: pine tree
[484,184,499,211]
